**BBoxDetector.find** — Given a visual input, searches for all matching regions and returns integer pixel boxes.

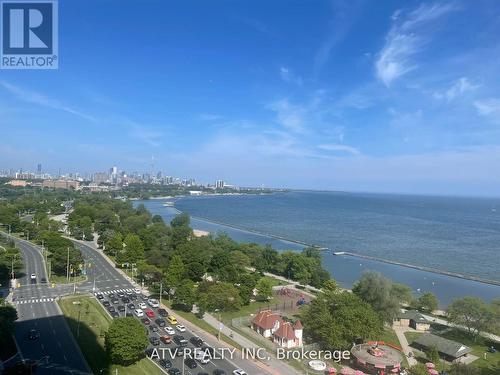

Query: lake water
[135,191,500,306]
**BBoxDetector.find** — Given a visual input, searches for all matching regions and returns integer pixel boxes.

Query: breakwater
[336,251,500,287]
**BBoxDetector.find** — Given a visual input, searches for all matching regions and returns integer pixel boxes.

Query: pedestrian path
[15,297,55,304]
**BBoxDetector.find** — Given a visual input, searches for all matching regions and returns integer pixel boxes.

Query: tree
[418,292,439,312]
[198,282,242,312]
[391,283,414,306]
[301,291,382,349]
[171,213,190,228]
[123,234,144,264]
[172,279,196,311]
[447,296,492,339]
[408,363,431,375]
[256,278,273,301]
[105,232,123,256]
[105,317,148,365]
[352,271,399,323]
[0,305,17,349]
[165,255,185,289]
[426,345,440,364]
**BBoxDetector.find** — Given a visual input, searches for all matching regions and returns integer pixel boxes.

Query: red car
[141,318,151,325]
[145,309,155,318]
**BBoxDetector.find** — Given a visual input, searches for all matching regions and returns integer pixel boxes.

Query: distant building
[42,180,80,190]
[412,333,472,362]
[6,179,29,187]
[37,163,42,175]
[93,172,109,185]
[215,179,225,189]
[394,310,430,331]
[251,310,303,348]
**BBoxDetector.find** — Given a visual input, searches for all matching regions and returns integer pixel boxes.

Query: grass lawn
[58,295,162,375]
[438,329,500,375]
[220,297,278,325]
[376,327,403,347]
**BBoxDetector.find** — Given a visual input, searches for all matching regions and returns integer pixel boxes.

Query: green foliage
[447,296,493,339]
[417,292,439,312]
[165,254,185,288]
[301,290,382,349]
[391,283,414,305]
[256,277,273,301]
[198,282,242,312]
[408,363,432,375]
[0,304,18,349]
[352,271,400,323]
[448,363,481,375]
[172,279,196,311]
[426,345,440,364]
[105,317,148,365]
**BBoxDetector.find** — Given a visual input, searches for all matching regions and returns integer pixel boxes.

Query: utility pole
[66,247,70,283]
[159,282,162,306]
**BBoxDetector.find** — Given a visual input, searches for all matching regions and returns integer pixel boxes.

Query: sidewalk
[202,312,301,375]
[393,325,417,367]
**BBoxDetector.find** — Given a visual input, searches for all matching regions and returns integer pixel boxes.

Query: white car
[30,273,36,280]
[134,288,141,294]
[147,298,159,308]
[164,326,175,335]
[126,290,133,295]
[233,370,247,375]
[138,302,147,309]
[175,324,186,332]
[134,309,144,317]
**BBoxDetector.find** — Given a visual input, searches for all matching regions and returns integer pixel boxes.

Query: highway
[72,240,271,375]
[4,234,91,374]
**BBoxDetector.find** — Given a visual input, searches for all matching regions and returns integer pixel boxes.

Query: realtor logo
[1,0,58,69]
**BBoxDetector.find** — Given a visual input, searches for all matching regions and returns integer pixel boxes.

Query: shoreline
[165,201,500,288]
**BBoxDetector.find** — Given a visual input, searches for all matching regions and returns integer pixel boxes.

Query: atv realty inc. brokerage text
[150,347,351,362]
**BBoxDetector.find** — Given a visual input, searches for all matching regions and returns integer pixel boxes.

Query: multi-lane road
[4,233,269,375]
[4,234,91,374]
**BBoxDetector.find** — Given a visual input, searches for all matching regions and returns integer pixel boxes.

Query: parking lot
[95,288,246,375]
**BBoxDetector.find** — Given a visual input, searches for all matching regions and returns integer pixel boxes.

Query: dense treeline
[67,195,331,313]
[0,191,83,278]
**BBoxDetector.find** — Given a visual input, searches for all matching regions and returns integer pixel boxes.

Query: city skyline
[1,1,500,196]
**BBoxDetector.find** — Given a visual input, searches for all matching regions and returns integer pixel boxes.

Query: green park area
[58,296,162,375]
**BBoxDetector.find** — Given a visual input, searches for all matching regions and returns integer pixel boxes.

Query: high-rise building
[215,180,225,189]
[37,163,42,174]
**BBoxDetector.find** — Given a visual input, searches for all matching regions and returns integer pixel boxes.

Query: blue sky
[1,0,500,196]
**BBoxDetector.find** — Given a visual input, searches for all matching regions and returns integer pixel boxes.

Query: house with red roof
[251,310,303,348]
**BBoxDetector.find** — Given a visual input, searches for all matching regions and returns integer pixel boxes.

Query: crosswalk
[16,297,55,304]
[99,288,136,295]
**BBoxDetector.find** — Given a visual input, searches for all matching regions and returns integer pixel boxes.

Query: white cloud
[0,81,97,122]
[433,77,479,100]
[279,66,303,85]
[267,98,306,133]
[474,98,500,118]
[317,144,360,156]
[376,3,458,86]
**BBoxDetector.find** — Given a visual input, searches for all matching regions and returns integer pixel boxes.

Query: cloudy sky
[1,0,500,196]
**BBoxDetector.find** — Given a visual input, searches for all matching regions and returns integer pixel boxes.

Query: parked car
[190,336,203,347]
[159,358,172,369]
[167,315,177,324]
[173,335,188,347]
[149,336,160,346]
[164,326,175,335]
[117,305,125,312]
[111,311,119,318]
[158,308,168,317]
[111,298,119,304]
[213,370,226,375]
[28,329,39,340]
[184,358,197,369]
[141,318,151,325]
[134,288,141,294]
[175,324,186,332]
[127,303,135,309]
[107,306,115,313]
[155,318,166,327]
[138,302,147,309]
[96,293,104,299]
[121,297,130,304]
[134,309,144,317]
[233,370,247,375]
[149,325,159,333]
[117,292,124,298]
[125,311,133,317]
[160,335,172,344]
[168,369,181,375]
[145,309,155,318]
[126,290,133,295]
[148,298,159,308]
[102,300,110,307]
[108,293,115,298]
